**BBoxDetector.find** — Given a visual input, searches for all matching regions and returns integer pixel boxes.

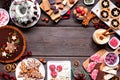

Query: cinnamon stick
[102,27,112,36]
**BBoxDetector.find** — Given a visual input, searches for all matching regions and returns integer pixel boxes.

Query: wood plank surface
[0,0,119,80]
[23,27,112,56]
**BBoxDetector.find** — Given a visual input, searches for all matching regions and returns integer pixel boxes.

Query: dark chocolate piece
[50,5,56,10]
[53,9,59,14]
[49,0,55,5]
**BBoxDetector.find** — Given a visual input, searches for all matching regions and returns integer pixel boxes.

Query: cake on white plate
[9,0,41,28]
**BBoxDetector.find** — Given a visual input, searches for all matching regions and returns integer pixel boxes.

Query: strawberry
[51,71,57,78]
[56,65,62,72]
[49,64,55,71]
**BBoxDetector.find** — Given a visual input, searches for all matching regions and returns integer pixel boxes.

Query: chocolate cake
[0,25,26,63]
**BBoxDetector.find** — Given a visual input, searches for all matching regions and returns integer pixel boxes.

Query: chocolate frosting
[0,26,26,63]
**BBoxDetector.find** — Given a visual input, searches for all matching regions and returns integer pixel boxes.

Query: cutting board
[83,47,120,80]
[40,0,78,22]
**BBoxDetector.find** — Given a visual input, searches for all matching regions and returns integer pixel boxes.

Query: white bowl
[0,8,9,27]
[84,0,95,5]
[104,52,119,67]
[108,37,120,49]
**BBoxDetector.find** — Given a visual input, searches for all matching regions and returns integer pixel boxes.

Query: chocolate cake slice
[0,25,26,63]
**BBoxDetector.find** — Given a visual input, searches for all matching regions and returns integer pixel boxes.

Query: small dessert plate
[108,37,120,49]
[16,58,45,80]
[47,61,71,80]
[0,8,9,27]
[84,0,95,5]
[104,52,119,67]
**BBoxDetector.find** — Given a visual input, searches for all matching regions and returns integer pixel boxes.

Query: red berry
[26,51,32,56]
[62,16,69,19]
[56,65,62,72]
[49,65,55,71]
[66,10,71,16]
[51,71,57,78]
[76,7,82,13]
[81,10,85,16]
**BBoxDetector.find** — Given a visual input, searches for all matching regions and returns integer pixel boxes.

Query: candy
[49,0,55,5]
[56,65,62,72]
[81,10,85,16]
[49,64,56,71]
[53,9,59,14]
[50,5,56,10]
[51,71,57,78]
[76,7,82,13]
[105,53,118,65]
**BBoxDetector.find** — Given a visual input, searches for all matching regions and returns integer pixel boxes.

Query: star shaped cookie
[5,41,16,53]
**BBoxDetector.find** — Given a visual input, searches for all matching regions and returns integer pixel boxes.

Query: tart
[100,0,110,9]
[100,9,110,21]
[111,8,120,18]
[0,25,26,63]
[111,18,120,30]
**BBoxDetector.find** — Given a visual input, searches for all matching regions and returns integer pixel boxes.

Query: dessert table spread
[0,0,120,80]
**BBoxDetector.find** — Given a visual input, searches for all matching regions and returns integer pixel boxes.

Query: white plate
[91,1,120,36]
[9,0,41,28]
[47,61,71,80]
[0,8,9,27]
[15,58,45,80]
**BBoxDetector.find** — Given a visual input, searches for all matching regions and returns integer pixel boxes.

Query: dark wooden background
[0,0,119,80]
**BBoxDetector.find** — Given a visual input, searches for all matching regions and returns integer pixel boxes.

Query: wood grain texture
[0,0,119,80]
[23,27,112,56]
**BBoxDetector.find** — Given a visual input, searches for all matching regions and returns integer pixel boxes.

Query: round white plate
[15,58,45,80]
[9,0,41,28]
